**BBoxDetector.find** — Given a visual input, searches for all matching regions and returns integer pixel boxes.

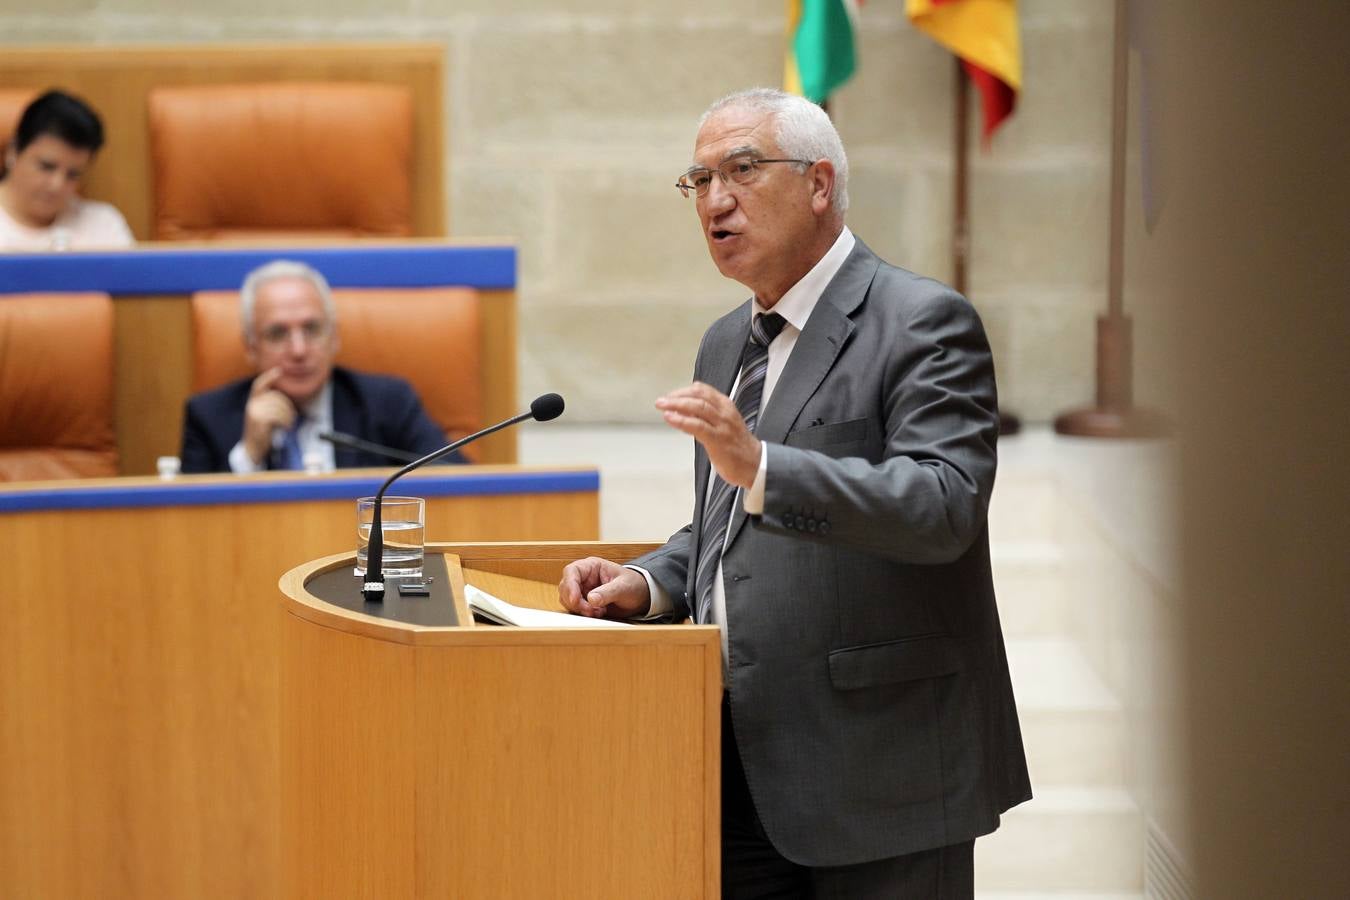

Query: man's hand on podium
[559,558,651,620]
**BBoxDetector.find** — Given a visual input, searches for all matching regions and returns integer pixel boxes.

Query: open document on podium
[465,584,635,628]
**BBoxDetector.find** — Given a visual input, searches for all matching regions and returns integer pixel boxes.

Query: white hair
[699,87,850,216]
[239,259,336,342]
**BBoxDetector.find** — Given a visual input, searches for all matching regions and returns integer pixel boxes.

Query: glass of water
[355,496,425,578]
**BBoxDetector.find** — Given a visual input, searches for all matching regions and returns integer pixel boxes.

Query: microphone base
[362,582,386,603]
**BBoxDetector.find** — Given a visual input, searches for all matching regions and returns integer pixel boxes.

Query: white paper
[465,584,634,628]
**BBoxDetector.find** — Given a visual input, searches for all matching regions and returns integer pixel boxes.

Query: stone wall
[1,0,1117,423]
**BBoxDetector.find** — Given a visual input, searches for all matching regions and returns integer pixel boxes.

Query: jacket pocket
[785,416,868,451]
[828,633,963,690]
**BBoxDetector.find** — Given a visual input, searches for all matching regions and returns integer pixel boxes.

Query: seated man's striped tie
[280,415,305,470]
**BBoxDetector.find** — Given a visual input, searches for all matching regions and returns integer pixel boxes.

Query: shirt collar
[297,379,334,430]
[753,226,856,332]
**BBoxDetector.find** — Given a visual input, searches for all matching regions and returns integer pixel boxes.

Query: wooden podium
[278,542,722,899]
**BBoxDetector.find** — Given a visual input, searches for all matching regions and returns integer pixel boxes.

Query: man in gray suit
[559,88,1031,897]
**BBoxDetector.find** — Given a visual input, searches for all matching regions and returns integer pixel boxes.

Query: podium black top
[304,554,460,627]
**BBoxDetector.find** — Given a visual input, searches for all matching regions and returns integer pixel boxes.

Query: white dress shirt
[227,380,337,474]
[638,227,856,658]
[0,198,135,251]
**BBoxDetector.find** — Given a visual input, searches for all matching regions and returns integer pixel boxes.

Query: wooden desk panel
[115,294,194,475]
[0,470,598,900]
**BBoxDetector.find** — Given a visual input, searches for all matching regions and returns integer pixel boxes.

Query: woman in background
[0,89,133,250]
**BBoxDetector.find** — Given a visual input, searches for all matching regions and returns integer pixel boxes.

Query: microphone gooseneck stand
[362,393,566,602]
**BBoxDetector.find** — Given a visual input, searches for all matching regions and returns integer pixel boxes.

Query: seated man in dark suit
[180,260,461,473]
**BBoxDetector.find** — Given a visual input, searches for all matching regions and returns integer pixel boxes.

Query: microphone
[362,393,566,602]
[319,430,422,465]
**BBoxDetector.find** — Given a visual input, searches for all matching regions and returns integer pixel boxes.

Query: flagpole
[953,59,1020,435]
[1053,0,1164,437]
[953,58,969,294]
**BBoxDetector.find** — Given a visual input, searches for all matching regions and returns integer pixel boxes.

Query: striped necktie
[692,312,786,624]
[280,415,305,470]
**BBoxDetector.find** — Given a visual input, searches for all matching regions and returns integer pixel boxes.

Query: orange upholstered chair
[0,88,38,178]
[148,82,414,241]
[190,287,483,459]
[0,293,118,481]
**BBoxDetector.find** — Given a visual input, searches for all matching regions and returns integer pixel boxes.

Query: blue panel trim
[0,470,599,514]
[0,245,516,295]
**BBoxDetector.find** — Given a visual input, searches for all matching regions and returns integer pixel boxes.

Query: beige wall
[0,0,1116,424]
[1122,2,1350,897]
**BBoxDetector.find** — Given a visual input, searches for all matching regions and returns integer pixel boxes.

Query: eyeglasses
[675,156,813,199]
[257,320,332,347]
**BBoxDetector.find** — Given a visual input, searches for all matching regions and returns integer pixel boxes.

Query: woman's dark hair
[13,89,105,155]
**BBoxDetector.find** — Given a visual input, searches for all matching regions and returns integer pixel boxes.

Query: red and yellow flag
[907,0,1022,138]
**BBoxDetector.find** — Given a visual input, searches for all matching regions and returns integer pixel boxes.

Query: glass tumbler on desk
[355,496,425,578]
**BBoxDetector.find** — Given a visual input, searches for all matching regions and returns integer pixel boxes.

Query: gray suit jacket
[634,238,1031,866]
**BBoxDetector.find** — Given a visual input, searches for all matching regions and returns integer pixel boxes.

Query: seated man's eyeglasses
[258,320,331,347]
[676,156,814,199]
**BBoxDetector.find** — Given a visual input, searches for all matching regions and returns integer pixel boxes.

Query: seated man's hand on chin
[242,367,297,465]
[559,557,651,620]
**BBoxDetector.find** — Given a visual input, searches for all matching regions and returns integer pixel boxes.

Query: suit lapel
[329,369,362,468]
[691,304,753,576]
[723,241,878,549]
